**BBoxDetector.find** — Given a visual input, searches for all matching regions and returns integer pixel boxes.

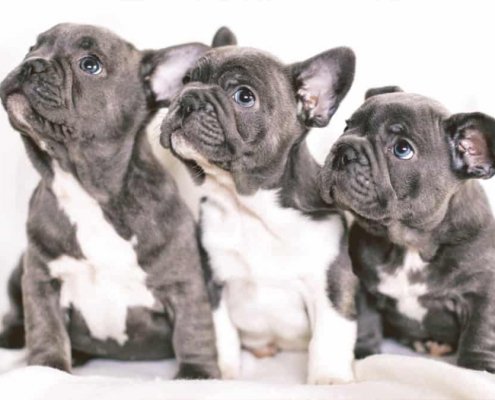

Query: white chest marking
[199,166,343,349]
[377,250,428,322]
[48,163,155,345]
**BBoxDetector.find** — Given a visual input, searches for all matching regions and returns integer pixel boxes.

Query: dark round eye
[393,139,414,160]
[79,55,102,75]
[233,87,255,107]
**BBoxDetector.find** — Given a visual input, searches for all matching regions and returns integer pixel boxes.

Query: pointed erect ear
[211,26,237,47]
[289,47,355,128]
[141,43,209,107]
[445,112,495,179]
[365,86,403,100]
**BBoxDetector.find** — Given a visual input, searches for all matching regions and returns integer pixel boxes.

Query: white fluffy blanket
[1,341,494,400]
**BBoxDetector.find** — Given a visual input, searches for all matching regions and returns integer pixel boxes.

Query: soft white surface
[1,345,495,400]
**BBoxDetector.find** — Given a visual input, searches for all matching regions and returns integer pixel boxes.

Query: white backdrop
[0,0,494,318]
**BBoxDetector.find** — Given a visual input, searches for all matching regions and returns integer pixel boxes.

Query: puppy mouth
[4,92,70,148]
[321,164,392,225]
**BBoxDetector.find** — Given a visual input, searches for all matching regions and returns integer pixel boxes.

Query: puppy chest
[200,188,343,281]
[376,249,429,322]
[200,187,343,349]
[48,255,157,346]
[48,163,158,345]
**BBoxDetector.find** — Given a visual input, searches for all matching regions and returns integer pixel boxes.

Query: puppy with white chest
[160,45,358,383]
[0,23,236,378]
[319,86,495,371]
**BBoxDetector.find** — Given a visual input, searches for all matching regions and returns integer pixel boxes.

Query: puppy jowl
[319,86,495,372]
[160,45,359,384]
[0,23,236,379]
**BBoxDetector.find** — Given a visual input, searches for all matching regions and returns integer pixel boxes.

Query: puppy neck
[387,180,494,260]
[40,126,163,204]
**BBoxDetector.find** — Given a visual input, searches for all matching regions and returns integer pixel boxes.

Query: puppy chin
[5,93,34,132]
[171,134,203,162]
[5,94,48,151]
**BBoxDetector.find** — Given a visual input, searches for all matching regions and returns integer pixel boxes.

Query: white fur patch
[48,163,156,345]
[377,250,428,322]
[198,160,352,382]
[212,297,241,379]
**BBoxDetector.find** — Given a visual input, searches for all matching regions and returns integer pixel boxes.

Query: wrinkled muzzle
[320,136,396,223]
[160,83,239,165]
[0,57,69,143]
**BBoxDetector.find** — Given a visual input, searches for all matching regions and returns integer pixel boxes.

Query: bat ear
[445,112,495,179]
[211,26,237,47]
[364,86,403,100]
[141,43,209,107]
[289,47,356,128]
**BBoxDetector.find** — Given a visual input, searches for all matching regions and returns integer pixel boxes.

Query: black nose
[180,93,214,118]
[19,58,49,82]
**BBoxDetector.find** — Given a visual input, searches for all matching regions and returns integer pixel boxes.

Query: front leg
[354,286,383,359]
[164,278,221,379]
[23,249,71,371]
[306,253,357,384]
[457,295,495,372]
[307,298,357,384]
[212,292,241,379]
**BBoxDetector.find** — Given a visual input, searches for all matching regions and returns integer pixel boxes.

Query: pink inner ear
[459,129,489,157]
[458,128,492,175]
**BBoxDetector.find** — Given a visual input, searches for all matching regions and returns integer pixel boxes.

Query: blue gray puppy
[319,86,495,372]
[0,23,235,378]
[160,45,359,384]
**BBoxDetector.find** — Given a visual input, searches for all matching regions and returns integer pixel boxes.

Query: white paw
[307,363,354,385]
[218,357,240,380]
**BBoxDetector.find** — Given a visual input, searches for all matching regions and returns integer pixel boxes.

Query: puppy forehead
[37,23,135,54]
[352,93,450,128]
[198,46,286,81]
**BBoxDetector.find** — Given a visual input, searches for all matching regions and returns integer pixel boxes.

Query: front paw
[218,358,240,380]
[28,353,71,372]
[307,360,354,385]
[175,362,221,380]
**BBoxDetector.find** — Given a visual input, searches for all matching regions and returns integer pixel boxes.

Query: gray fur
[0,23,235,378]
[159,46,376,360]
[319,87,495,371]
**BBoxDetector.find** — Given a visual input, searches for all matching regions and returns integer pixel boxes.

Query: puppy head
[160,46,355,195]
[0,23,233,170]
[319,86,495,233]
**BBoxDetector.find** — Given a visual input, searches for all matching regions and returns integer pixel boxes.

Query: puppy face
[0,24,149,148]
[161,46,355,194]
[320,87,495,232]
[0,23,214,165]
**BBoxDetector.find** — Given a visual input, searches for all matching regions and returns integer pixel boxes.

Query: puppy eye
[79,55,103,75]
[393,139,414,160]
[233,87,255,108]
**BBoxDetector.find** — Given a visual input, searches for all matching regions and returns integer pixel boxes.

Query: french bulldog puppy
[319,86,495,372]
[160,45,358,384]
[0,23,235,378]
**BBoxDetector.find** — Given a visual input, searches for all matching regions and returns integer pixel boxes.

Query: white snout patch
[48,163,156,345]
[377,250,428,322]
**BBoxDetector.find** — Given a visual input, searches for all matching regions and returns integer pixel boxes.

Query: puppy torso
[201,169,344,351]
